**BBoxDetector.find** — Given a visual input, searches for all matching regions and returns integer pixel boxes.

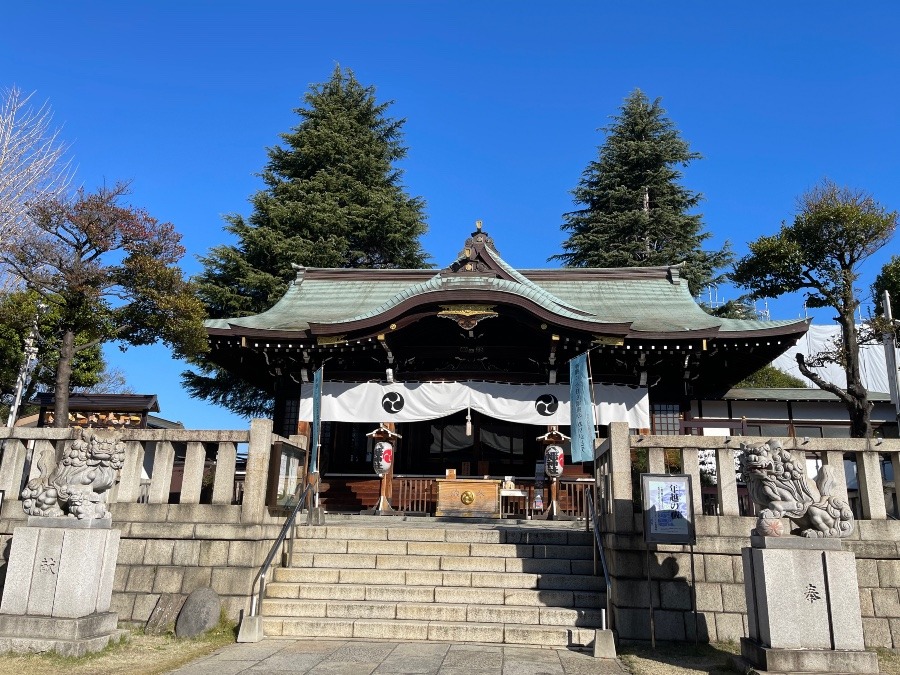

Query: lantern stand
[534,428,576,521]
[361,424,403,516]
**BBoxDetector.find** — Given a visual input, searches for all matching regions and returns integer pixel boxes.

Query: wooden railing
[390,475,593,519]
[396,477,434,513]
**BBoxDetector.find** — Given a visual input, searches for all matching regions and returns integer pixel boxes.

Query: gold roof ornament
[437,304,498,330]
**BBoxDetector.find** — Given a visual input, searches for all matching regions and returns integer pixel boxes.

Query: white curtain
[297,380,649,428]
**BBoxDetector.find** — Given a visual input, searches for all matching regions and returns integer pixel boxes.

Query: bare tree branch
[796,353,853,406]
[0,86,73,290]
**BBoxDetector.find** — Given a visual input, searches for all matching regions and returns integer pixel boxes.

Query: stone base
[0,523,120,617]
[0,611,121,657]
[743,538,865,651]
[592,629,616,658]
[236,614,263,643]
[737,638,879,674]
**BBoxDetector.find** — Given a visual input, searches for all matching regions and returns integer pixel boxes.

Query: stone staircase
[260,518,607,649]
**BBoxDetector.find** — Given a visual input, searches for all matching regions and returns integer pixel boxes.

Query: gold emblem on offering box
[460,490,476,505]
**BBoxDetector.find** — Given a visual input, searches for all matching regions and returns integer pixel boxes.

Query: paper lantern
[544,445,564,478]
[373,441,394,477]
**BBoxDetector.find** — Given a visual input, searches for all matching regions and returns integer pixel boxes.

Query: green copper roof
[206,234,808,339]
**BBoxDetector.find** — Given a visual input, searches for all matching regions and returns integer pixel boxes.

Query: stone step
[261,616,599,648]
[273,567,605,591]
[285,551,594,574]
[292,538,595,561]
[261,598,606,627]
[293,524,593,547]
[265,582,606,608]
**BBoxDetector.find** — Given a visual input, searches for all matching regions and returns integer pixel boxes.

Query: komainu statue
[21,427,126,519]
[739,439,854,538]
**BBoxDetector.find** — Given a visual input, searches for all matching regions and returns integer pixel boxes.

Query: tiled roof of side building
[724,388,892,402]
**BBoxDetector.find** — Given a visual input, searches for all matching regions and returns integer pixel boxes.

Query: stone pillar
[822,450,849,505]
[180,441,206,504]
[0,518,121,656]
[647,447,665,474]
[148,441,175,504]
[857,450,887,520]
[241,419,273,523]
[113,441,144,503]
[0,439,26,495]
[681,448,703,517]
[715,446,740,516]
[607,422,634,533]
[737,536,877,674]
[212,442,237,505]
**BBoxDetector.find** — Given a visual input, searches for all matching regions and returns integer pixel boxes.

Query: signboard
[640,474,694,544]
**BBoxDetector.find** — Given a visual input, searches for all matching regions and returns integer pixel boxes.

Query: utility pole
[6,303,45,428]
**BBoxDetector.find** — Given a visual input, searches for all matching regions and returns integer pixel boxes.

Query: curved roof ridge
[482,244,592,315]
[323,274,606,326]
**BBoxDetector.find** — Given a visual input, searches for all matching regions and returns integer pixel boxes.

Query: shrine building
[204,224,808,508]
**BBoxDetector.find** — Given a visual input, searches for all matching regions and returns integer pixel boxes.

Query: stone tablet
[146,593,186,635]
[175,588,220,638]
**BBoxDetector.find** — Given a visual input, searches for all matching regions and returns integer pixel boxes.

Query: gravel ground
[618,642,740,674]
[620,642,900,675]
[0,625,235,675]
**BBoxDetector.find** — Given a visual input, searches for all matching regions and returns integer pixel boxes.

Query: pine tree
[186,66,430,416]
[553,89,730,296]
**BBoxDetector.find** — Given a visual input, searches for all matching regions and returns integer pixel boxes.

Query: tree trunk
[53,329,75,428]
[838,304,871,438]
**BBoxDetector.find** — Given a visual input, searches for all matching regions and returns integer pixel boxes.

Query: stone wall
[0,419,298,625]
[597,422,900,647]
[604,514,900,647]
[0,501,286,624]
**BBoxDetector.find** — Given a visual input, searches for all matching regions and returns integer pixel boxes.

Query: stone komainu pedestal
[739,536,878,674]
[0,517,121,656]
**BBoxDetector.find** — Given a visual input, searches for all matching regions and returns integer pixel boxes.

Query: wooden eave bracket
[366,423,402,439]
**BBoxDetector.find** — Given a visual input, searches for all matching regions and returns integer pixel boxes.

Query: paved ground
[168,639,629,675]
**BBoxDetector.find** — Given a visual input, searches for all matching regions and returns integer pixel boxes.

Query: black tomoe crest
[534,394,558,416]
[381,391,405,414]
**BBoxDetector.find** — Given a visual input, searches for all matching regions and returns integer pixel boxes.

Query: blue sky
[3,2,899,429]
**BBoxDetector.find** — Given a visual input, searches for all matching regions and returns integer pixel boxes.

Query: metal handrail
[585,489,613,633]
[248,481,315,618]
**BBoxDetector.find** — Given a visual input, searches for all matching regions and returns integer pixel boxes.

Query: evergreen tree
[186,66,430,416]
[734,365,807,389]
[873,255,900,320]
[553,89,730,296]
